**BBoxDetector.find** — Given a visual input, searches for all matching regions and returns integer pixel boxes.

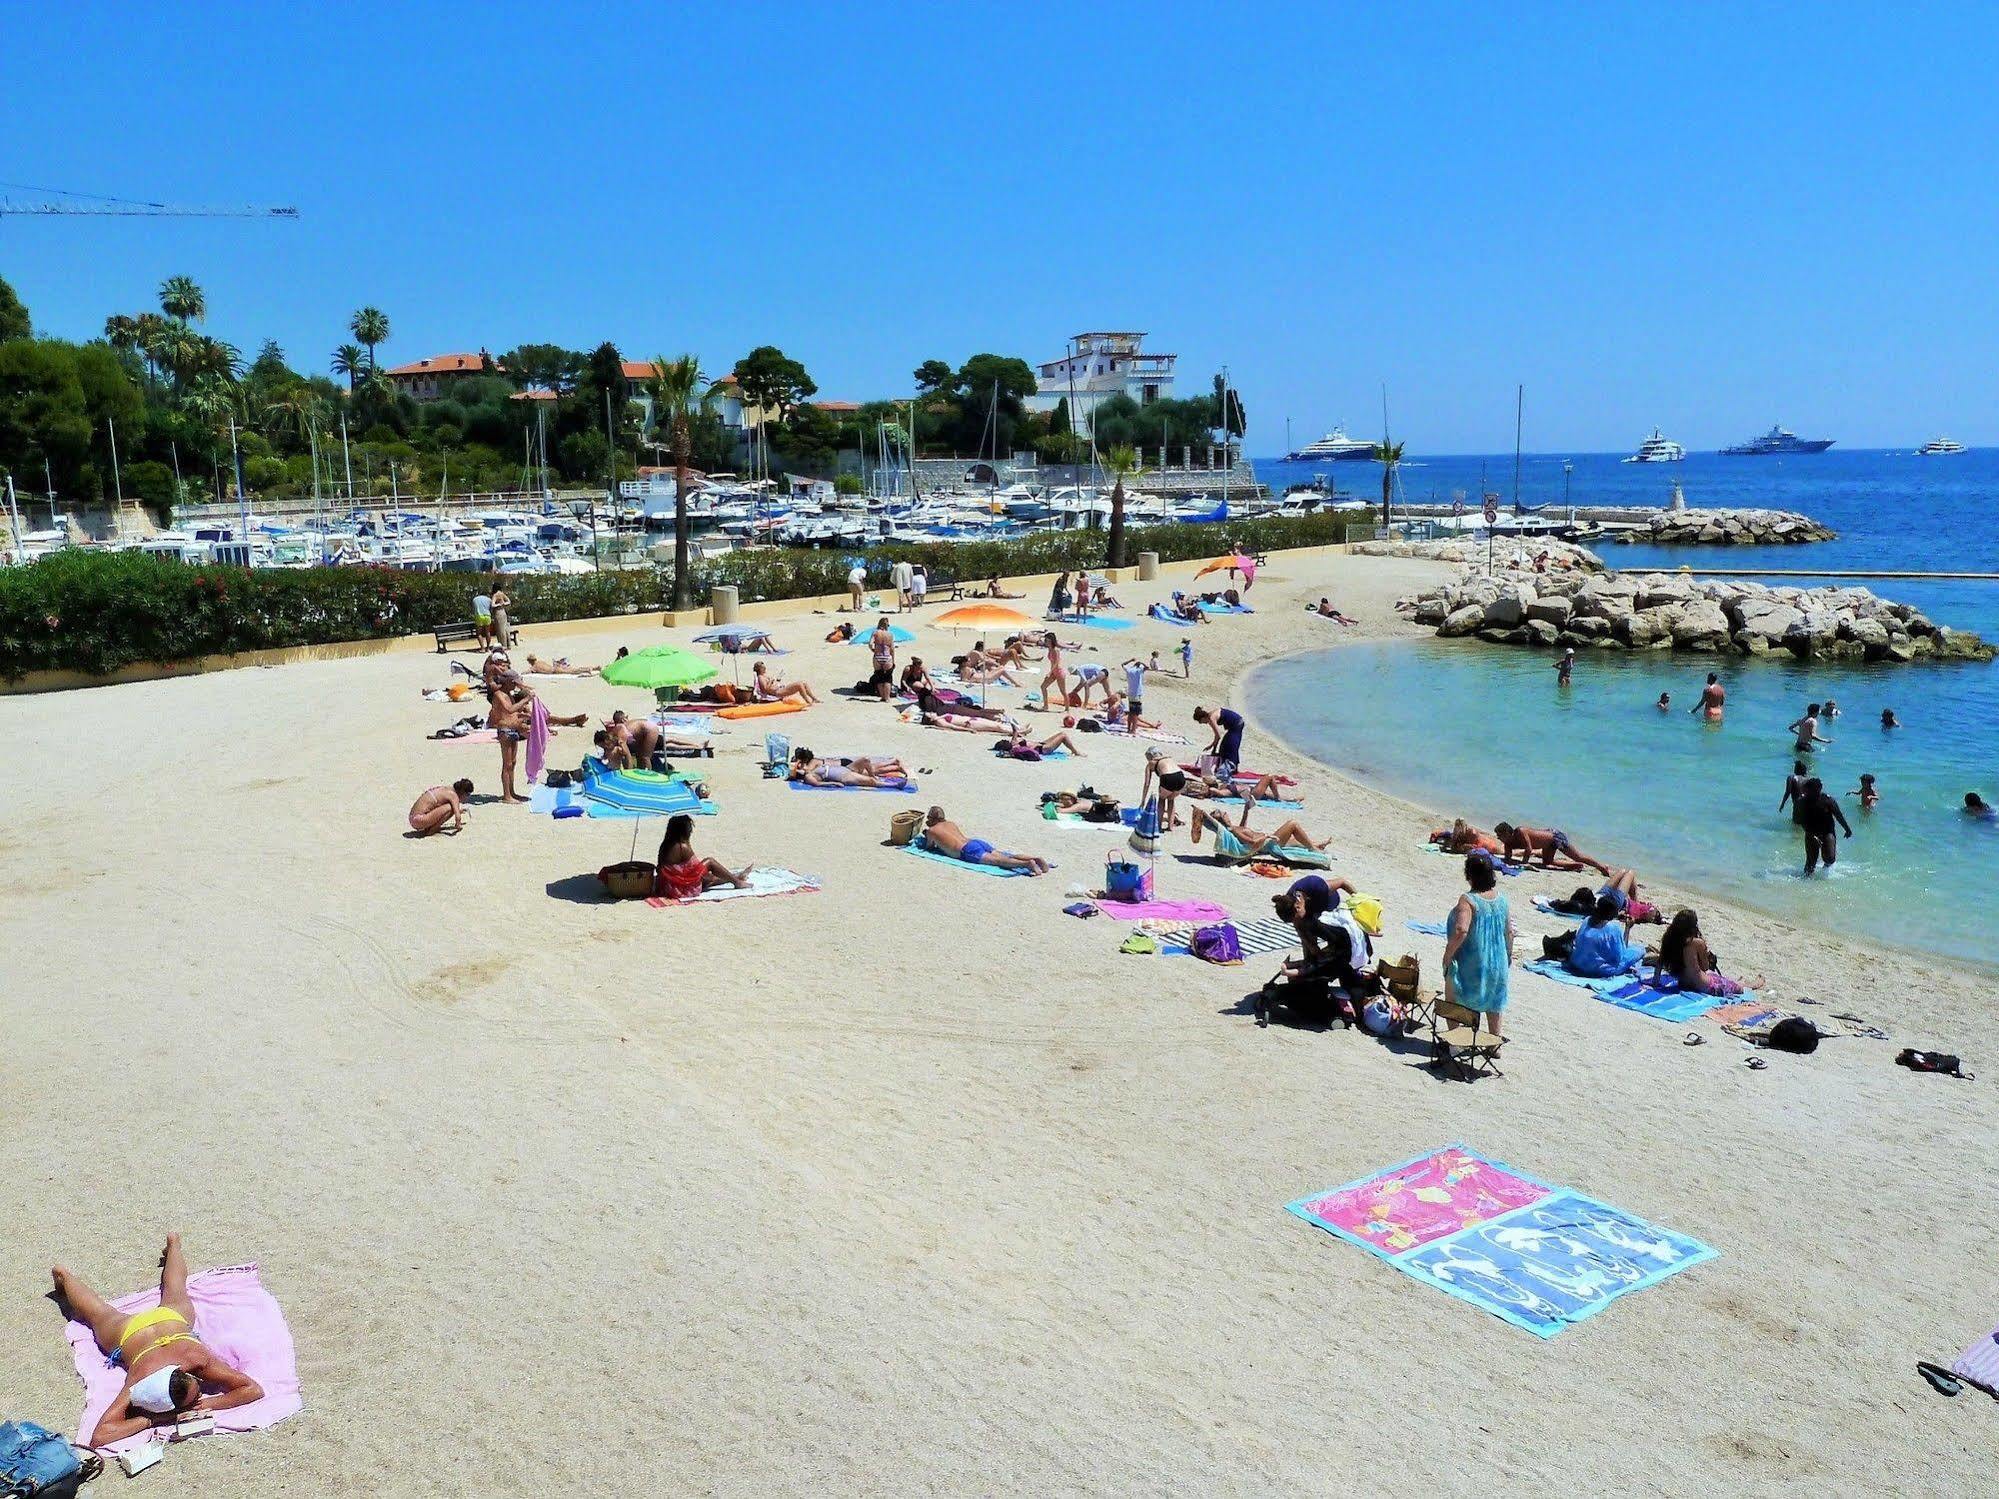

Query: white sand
[2,550,1994,1495]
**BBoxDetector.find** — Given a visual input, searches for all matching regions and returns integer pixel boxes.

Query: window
[1143,384,1159,404]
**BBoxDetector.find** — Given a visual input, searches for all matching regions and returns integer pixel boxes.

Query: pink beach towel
[1092,897,1230,923]
[525,695,551,784]
[1292,1146,1549,1257]
[66,1263,301,1455]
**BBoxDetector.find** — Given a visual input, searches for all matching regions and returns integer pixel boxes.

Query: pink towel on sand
[525,695,551,783]
[66,1263,302,1455]
[1093,898,1230,922]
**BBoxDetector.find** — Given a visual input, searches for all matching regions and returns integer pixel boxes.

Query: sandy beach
[3,548,1994,1496]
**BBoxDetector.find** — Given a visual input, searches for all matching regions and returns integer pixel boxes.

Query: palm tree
[331,343,365,392]
[103,314,140,352]
[158,275,205,324]
[1104,444,1139,569]
[1372,438,1405,526]
[644,353,717,610]
[348,307,390,373]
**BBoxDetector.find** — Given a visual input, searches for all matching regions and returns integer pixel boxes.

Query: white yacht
[1622,428,1686,463]
[1284,426,1377,462]
[1918,437,1966,456]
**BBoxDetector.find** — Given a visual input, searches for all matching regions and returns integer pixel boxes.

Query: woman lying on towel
[994,729,1084,761]
[1188,802,1333,862]
[916,689,1018,733]
[1430,818,1506,858]
[789,746,909,787]
[655,813,749,898]
[955,645,1023,686]
[525,654,600,675]
[1656,908,1764,995]
[52,1234,265,1448]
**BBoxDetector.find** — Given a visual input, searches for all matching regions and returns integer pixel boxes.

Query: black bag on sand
[1767,1017,1821,1054]
[1541,930,1575,961]
[1897,1048,1971,1079]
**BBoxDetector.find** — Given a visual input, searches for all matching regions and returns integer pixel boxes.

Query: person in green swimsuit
[1442,853,1515,1040]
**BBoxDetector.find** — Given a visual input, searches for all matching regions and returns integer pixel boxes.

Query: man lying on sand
[53,1234,265,1448]
[1309,598,1358,625]
[922,806,1050,874]
[1491,821,1612,875]
[409,780,473,836]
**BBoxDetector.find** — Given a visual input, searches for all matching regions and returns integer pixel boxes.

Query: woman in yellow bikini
[51,1234,264,1447]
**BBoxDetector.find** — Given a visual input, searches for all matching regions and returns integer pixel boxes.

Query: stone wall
[1612,508,1835,545]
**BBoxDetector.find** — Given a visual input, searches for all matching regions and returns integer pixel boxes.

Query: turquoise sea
[1246,448,1999,968]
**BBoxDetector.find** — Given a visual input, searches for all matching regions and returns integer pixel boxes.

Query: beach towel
[1157,915,1298,957]
[1127,726,1191,746]
[1208,797,1307,813]
[525,695,551,784]
[644,867,820,905]
[1211,825,1331,868]
[785,778,916,793]
[1196,600,1255,615]
[66,1263,302,1456]
[1062,614,1136,631]
[1405,918,1452,938]
[1706,999,1786,1029]
[900,843,1032,877]
[1147,604,1202,625]
[438,728,499,745]
[996,746,1070,761]
[1521,957,1618,990]
[1091,897,1230,922]
[1286,1145,1716,1339]
[530,783,586,815]
[1951,1322,1999,1393]
[651,713,728,736]
[1592,974,1717,1024]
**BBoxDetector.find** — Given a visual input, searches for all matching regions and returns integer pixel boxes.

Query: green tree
[1371,438,1404,525]
[731,345,816,422]
[158,275,205,324]
[331,343,365,391]
[0,338,143,502]
[348,307,390,371]
[643,353,718,610]
[1103,445,1138,569]
[1,276,32,342]
[1047,394,1070,436]
[498,343,583,394]
[912,358,953,393]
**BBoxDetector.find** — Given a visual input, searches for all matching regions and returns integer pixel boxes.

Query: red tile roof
[813,400,860,413]
[385,352,493,377]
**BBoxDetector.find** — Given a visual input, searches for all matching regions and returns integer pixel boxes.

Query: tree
[643,354,717,611]
[0,276,32,342]
[1047,394,1071,437]
[912,358,953,393]
[0,338,144,502]
[1103,445,1138,569]
[158,275,205,324]
[497,343,584,394]
[1372,439,1405,525]
[731,345,816,423]
[102,314,140,356]
[331,344,364,392]
[349,307,390,372]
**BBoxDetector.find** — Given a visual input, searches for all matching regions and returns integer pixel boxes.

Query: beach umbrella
[846,623,915,645]
[931,603,1038,708]
[602,645,719,693]
[1194,553,1254,584]
[691,626,775,685]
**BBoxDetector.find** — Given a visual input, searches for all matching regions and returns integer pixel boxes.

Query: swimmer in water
[1655,692,1672,712]
[1779,759,1812,825]
[1821,698,1841,720]
[1848,773,1879,811]
[1692,672,1725,721]
[1789,702,1833,752]
[1966,792,1996,823]
[1881,708,1901,729]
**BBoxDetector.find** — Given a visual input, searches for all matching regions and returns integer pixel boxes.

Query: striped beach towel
[1157,915,1299,958]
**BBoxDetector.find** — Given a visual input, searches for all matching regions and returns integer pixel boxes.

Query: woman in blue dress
[1443,853,1515,1040]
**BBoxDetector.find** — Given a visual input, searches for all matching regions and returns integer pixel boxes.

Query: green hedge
[0,513,1365,679]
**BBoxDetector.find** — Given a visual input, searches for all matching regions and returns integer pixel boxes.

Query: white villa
[1027,331,1177,434]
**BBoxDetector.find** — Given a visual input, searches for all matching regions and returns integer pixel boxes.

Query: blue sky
[3,3,1995,453]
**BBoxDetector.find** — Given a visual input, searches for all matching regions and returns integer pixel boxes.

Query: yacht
[1284,426,1378,462]
[1622,428,1686,463]
[1918,437,1966,456]
[1720,425,1835,456]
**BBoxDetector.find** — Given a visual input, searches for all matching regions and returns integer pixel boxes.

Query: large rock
[1615,609,1670,648]
[1439,604,1485,637]
[1732,600,1803,645]
[1636,577,1698,610]
[1523,618,1561,646]
[1670,599,1731,648]
[1481,581,1536,628]
[1525,595,1573,627]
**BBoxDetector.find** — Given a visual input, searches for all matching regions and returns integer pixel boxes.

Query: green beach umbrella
[602,646,719,692]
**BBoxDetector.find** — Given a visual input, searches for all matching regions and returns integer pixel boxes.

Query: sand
[1,549,1994,1496]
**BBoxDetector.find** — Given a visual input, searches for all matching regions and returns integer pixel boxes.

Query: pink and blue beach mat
[1287,1145,1716,1338]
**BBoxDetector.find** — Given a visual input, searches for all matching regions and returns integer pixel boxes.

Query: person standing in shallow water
[1693,672,1725,720]
[1799,777,1853,875]
[1554,647,1575,687]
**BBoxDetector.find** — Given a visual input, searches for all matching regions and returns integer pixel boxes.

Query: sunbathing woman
[752,660,821,705]
[1184,768,1289,804]
[982,577,1025,599]
[1656,908,1763,995]
[655,813,749,897]
[996,728,1085,760]
[958,646,1022,687]
[1430,818,1506,857]
[52,1235,266,1448]
[525,654,599,675]
[1189,802,1333,859]
[789,746,909,786]
[1491,821,1612,875]
[826,621,858,643]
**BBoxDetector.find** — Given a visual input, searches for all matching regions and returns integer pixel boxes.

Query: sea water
[1245,446,1999,964]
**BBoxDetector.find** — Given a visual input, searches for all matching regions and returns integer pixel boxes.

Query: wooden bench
[924,572,966,603]
[433,620,516,653]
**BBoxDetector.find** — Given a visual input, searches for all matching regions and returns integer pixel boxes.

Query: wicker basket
[598,861,657,900]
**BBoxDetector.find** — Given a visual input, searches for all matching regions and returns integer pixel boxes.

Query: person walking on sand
[409,780,473,836]
[891,558,914,611]
[472,588,494,650]
[1693,672,1725,720]
[1799,776,1853,875]
[488,587,513,650]
[1442,853,1514,1044]
[1555,647,1575,687]
[52,1235,266,1449]
[1038,639,1073,709]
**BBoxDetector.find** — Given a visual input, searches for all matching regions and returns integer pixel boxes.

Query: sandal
[1744,1056,1768,1070]
[1916,1361,1962,1397]
[1683,1031,1706,1047]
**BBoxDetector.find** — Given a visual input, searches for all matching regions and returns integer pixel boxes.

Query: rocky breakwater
[1355,536,1606,572]
[1406,568,1994,662]
[1613,508,1836,545]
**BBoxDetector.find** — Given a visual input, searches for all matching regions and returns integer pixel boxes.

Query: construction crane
[0,181,297,219]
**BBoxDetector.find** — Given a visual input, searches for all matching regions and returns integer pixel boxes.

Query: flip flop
[1683,1031,1706,1047]
[1916,1361,1962,1397]
[1744,1056,1768,1070]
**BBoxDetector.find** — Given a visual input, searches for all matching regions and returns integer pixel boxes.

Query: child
[1848,774,1879,811]
[1148,650,1163,673]
[1178,638,1193,678]
[1655,692,1671,712]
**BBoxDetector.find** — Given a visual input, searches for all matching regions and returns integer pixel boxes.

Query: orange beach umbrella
[1194,553,1255,583]
[931,603,1037,632]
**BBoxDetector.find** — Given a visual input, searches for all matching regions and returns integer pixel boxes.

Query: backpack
[1190,923,1243,965]
[0,1422,92,1498]
[1541,929,1575,961]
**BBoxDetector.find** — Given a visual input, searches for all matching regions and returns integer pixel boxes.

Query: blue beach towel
[1592,974,1718,1024]
[900,842,1032,877]
[1062,614,1136,631]
[1521,958,1615,990]
[1405,918,1452,938]
[785,778,917,793]
[1148,603,1202,624]
[1210,797,1306,813]
[1196,600,1255,615]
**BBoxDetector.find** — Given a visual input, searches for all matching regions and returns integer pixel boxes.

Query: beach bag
[597,862,657,900]
[0,1421,92,1497]
[1190,923,1243,966]
[545,769,574,789]
[1767,1017,1821,1054]
[888,809,924,847]
[1541,930,1575,961]
[1103,857,1150,902]
[1345,893,1384,937]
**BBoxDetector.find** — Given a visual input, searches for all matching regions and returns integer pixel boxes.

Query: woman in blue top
[1567,893,1646,977]
[1442,853,1514,1040]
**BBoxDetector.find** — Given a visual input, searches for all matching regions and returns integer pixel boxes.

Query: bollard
[710,584,739,625]
[1137,551,1159,581]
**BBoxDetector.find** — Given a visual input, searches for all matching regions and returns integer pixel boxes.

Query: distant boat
[1918,437,1966,456]
[1720,424,1835,456]
[1622,428,1685,463]
[1284,426,1377,462]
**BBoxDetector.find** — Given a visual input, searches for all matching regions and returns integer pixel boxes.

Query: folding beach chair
[1430,993,1504,1080]
[764,732,790,778]
[1375,953,1427,1027]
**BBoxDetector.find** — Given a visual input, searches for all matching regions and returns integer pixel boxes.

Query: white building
[1027,332,1177,434]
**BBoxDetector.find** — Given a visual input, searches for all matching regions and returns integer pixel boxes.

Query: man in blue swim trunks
[921,806,1050,874]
